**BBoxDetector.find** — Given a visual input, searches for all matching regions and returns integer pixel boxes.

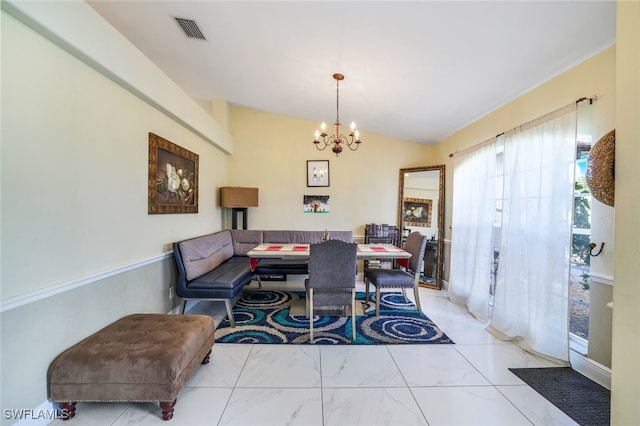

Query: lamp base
[231,208,248,230]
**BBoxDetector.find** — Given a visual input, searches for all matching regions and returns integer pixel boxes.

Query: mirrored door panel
[398,165,445,289]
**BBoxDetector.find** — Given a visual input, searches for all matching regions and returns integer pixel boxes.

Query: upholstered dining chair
[305,239,358,343]
[364,232,428,316]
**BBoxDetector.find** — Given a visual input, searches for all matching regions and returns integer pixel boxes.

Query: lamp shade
[220,187,259,208]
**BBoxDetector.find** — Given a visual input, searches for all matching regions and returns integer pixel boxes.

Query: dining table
[246,243,411,271]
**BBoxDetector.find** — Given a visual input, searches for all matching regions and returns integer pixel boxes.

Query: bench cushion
[321,231,353,242]
[229,229,263,256]
[262,230,353,244]
[263,230,324,244]
[48,314,215,402]
[179,231,234,281]
[186,257,252,298]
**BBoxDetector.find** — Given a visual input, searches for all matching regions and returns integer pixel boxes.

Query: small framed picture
[303,195,330,213]
[307,160,330,187]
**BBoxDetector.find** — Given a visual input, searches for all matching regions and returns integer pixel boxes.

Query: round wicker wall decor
[585,129,615,207]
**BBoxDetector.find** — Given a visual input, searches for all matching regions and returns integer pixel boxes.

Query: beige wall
[1,7,229,300]
[431,46,616,244]
[611,1,640,424]
[588,283,613,366]
[226,106,434,236]
[1,7,229,420]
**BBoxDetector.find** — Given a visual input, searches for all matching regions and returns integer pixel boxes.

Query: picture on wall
[307,160,330,187]
[148,132,199,214]
[402,197,432,227]
[304,195,330,213]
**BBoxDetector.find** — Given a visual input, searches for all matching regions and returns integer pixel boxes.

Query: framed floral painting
[148,132,199,214]
[402,197,432,227]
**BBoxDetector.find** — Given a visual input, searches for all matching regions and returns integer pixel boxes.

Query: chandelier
[313,73,362,155]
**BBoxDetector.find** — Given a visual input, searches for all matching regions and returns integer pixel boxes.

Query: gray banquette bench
[173,229,352,326]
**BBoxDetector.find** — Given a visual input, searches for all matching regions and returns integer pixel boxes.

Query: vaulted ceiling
[88,1,616,144]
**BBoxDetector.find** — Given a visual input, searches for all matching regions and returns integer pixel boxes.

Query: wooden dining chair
[305,239,358,342]
[364,232,428,316]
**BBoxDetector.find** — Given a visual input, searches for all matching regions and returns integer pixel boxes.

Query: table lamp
[220,187,259,229]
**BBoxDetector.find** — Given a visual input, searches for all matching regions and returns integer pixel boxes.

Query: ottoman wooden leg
[59,402,76,420]
[160,399,176,421]
[202,349,212,364]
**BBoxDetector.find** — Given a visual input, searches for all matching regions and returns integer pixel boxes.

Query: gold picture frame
[148,132,199,214]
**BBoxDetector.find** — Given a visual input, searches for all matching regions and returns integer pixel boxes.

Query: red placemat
[371,246,387,252]
[266,245,283,251]
[293,245,307,251]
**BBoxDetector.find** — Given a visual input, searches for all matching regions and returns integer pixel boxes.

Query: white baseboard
[570,349,611,390]
[441,279,449,292]
[168,303,183,314]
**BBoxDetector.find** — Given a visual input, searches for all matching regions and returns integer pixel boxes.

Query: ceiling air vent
[175,17,206,40]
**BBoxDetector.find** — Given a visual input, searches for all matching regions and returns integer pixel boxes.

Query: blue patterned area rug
[215,290,454,344]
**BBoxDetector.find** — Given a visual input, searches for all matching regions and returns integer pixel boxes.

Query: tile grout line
[385,344,432,425]
[319,346,325,426]
[451,342,551,425]
[493,385,537,426]
[216,344,255,425]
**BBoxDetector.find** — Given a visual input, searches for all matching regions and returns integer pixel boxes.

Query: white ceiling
[87,1,616,144]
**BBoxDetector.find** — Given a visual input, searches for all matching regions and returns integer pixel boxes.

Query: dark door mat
[509,367,610,426]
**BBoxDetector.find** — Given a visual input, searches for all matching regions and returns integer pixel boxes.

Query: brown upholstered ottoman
[48,314,215,421]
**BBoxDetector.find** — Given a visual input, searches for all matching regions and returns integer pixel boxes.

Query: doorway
[570,136,592,350]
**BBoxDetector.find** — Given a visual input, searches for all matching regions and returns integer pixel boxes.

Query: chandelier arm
[315,133,339,151]
[346,139,361,151]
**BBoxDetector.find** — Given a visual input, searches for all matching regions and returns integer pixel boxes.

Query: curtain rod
[576,96,598,105]
[448,95,597,158]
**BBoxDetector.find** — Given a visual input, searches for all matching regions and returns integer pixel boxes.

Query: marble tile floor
[50,279,577,426]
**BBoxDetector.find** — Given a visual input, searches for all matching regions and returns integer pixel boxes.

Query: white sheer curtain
[488,104,577,361]
[449,142,496,322]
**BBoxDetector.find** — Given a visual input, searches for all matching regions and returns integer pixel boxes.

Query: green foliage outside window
[572,180,591,269]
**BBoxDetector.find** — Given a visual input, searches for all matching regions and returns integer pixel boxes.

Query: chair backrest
[307,239,357,289]
[405,232,428,274]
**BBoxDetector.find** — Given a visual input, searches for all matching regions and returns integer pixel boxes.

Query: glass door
[570,135,592,352]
